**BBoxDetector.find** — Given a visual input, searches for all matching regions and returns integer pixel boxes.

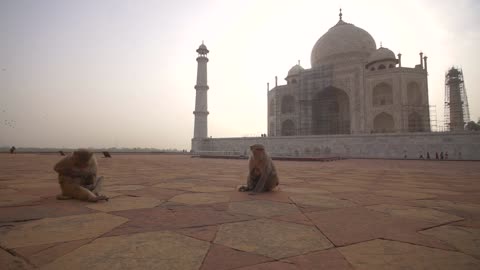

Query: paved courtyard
[1,153,479,269]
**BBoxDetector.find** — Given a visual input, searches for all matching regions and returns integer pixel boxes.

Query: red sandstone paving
[306,206,437,246]
[452,219,480,228]
[14,238,93,267]
[333,191,412,206]
[200,244,273,270]
[0,198,97,223]
[270,212,315,226]
[282,248,354,270]
[233,261,301,270]
[103,205,254,237]
[1,154,480,269]
[114,187,186,200]
[175,225,219,242]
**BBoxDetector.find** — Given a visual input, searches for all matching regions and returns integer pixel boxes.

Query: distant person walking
[427,152,431,159]
[9,146,16,154]
[436,152,439,160]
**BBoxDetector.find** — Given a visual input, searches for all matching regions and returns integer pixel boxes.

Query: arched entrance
[312,87,350,134]
[373,112,394,133]
[281,119,295,136]
[408,112,424,132]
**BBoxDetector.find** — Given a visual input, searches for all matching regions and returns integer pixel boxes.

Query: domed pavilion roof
[287,64,304,76]
[368,46,396,64]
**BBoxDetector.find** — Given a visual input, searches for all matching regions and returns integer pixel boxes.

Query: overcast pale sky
[1,0,479,150]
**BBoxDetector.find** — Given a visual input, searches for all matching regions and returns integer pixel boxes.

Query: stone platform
[0,153,479,269]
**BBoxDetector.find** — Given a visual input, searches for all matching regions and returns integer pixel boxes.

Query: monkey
[53,149,108,202]
[238,144,279,193]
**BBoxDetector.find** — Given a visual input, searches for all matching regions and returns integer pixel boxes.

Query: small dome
[288,64,304,76]
[311,20,376,67]
[368,47,396,64]
[196,43,209,54]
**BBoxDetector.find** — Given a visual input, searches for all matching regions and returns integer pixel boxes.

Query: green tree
[466,121,480,131]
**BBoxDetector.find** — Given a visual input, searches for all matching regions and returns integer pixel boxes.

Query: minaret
[193,42,209,140]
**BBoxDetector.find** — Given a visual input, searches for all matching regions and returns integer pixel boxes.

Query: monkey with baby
[54,149,108,202]
[238,144,279,193]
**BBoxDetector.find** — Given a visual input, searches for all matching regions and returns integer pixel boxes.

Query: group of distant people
[417,151,459,160]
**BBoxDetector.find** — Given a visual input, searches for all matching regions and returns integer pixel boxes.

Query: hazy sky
[1,0,479,150]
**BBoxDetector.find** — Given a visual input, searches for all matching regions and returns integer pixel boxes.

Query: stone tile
[233,261,300,270]
[415,188,462,195]
[270,212,315,226]
[438,193,480,204]
[306,207,433,246]
[169,193,230,205]
[383,231,457,251]
[0,213,128,248]
[367,204,463,224]
[228,200,301,218]
[200,244,273,270]
[323,186,368,193]
[105,185,145,191]
[105,206,252,236]
[0,248,32,270]
[118,187,185,200]
[152,182,195,189]
[19,186,59,198]
[0,193,42,207]
[339,239,480,270]
[283,248,354,270]
[453,219,480,228]
[281,186,331,194]
[86,196,163,212]
[42,231,210,270]
[249,191,293,203]
[0,200,97,223]
[15,238,92,267]
[7,182,58,189]
[421,225,480,259]
[409,199,480,219]
[334,192,407,206]
[375,190,436,199]
[219,191,254,202]
[189,186,235,193]
[290,194,356,209]
[0,188,17,194]
[176,225,219,242]
[101,190,124,198]
[214,219,333,259]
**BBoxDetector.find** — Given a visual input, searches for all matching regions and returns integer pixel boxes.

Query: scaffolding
[444,67,470,131]
[401,104,435,133]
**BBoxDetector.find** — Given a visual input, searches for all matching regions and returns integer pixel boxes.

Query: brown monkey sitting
[54,149,108,202]
[238,144,279,193]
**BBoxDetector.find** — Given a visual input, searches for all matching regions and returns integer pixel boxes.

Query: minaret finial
[380,41,383,48]
[202,40,204,45]
[339,8,343,20]
[298,60,300,65]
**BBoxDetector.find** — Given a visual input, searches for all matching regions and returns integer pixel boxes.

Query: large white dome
[311,20,376,67]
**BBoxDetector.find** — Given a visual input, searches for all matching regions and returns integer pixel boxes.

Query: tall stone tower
[192,42,209,152]
[445,67,470,132]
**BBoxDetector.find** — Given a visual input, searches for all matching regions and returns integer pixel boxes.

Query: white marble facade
[268,15,430,137]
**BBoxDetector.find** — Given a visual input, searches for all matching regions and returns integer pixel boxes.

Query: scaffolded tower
[444,67,470,131]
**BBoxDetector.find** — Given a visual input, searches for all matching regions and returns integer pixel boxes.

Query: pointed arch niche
[373,112,395,133]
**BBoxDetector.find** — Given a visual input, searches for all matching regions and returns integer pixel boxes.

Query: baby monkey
[54,149,108,202]
[238,144,279,193]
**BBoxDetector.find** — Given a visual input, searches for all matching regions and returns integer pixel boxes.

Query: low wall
[192,132,480,160]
